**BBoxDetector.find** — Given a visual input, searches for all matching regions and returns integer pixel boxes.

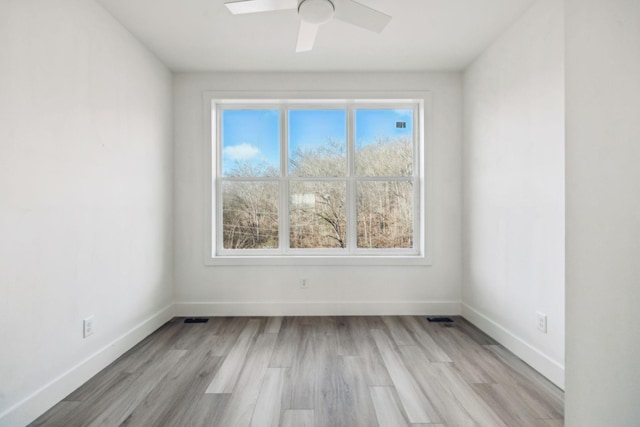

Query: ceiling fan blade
[332,0,391,33]
[296,20,319,52]
[224,0,297,15]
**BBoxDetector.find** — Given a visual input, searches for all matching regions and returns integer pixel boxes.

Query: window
[207,94,430,264]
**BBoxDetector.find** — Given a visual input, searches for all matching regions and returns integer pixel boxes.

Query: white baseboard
[0,304,175,427]
[461,303,565,389]
[174,301,461,317]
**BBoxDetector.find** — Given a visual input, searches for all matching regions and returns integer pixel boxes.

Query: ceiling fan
[224,0,391,53]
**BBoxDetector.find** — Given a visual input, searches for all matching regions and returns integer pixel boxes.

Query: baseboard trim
[0,304,175,427]
[461,303,565,389]
[174,301,461,317]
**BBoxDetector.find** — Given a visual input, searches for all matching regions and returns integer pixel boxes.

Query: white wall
[565,0,640,425]
[0,1,174,425]
[462,0,565,387]
[173,72,462,315]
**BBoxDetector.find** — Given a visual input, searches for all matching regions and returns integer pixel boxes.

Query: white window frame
[203,91,433,266]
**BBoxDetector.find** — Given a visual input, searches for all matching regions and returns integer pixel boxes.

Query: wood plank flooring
[31,316,564,427]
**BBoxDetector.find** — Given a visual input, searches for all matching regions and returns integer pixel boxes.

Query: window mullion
[280,106,289,254]
[346,106,357,255]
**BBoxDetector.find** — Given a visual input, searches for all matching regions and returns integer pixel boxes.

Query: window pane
[222,181,279,249]
[289,110,347,177]
[290,181,346,249]
[357,181,413,249]
[222,109,280,177]
[355,109,413,177]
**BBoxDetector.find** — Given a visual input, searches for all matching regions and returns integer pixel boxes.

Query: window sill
[204,254,432,267]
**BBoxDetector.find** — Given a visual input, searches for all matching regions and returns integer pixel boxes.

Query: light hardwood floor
[31,316,564,426]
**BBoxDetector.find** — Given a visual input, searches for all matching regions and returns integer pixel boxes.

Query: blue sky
[221,109,280,175]
[221,108,413,175]
[289,109,346,155]
[355,109,413,146]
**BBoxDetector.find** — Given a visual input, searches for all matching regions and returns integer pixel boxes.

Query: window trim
[202,90,433,266]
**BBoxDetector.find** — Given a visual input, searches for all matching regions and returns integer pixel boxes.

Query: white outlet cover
[83,316,95,338]
[536,312,547,333]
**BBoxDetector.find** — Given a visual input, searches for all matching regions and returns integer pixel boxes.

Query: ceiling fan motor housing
[298,0,335,25]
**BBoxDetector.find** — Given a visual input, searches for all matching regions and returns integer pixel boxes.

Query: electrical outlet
[300,278,309,289]
[536,312,547,333]
[83,316,95,338]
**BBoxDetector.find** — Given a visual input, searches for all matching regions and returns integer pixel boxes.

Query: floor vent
[427,316,453,323]
[184,317,209,324]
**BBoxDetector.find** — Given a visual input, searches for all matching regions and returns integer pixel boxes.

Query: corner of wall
[460,0,565,391]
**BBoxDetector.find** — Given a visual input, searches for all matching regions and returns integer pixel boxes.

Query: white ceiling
[97,0,536,72]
